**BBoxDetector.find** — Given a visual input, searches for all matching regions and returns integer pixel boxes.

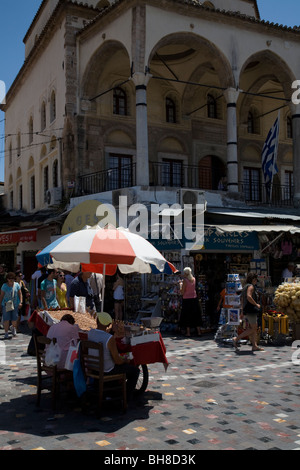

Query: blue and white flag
[261,114,280,185]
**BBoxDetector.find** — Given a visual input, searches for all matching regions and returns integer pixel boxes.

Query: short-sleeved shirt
[88,329,115,373]
[1,282,21,307]
[69,276,94,309]
[40,278,59,308]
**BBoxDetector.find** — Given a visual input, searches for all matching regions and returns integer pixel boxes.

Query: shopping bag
[73,345,86,397]
[74,296,86,314]
[45,341,61,367]
[65,342,79,371]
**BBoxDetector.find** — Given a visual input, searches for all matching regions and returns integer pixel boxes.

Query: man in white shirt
[88,312,139,400]
[282,262,295,280]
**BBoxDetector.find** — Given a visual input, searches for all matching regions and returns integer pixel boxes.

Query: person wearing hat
[88,312,140,400]
[282,262,295,280]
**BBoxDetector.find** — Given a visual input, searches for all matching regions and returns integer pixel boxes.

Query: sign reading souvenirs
[203,227,260,251]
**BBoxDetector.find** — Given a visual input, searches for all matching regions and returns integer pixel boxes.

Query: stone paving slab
[0,326,300,451]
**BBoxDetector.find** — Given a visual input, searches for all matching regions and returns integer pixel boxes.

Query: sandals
[232,337,239,349]
[252,347,264,352]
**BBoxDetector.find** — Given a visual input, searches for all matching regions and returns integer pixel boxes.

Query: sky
[1,0,300,182]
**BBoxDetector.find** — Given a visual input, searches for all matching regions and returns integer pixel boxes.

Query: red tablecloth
[131,333,168,370]
[29,311,168,370]
[29,310,51,336]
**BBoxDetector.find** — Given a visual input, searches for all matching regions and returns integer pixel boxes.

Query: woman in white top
[113,272,124,321]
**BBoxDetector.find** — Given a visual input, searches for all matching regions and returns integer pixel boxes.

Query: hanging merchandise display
[196,274,209,327]
[214,273,243,344]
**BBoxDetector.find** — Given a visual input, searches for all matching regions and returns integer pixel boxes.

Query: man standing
[69,271,95,311]
[40,269,59,309]
[89,272,103,312]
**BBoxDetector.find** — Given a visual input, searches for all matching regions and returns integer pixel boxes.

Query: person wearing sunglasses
[56,272,68,308]
[0,272,22,339]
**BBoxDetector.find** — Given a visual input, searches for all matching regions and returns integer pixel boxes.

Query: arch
[239,50,296,125]
[81,40,131,101]
[158,136,185,154]
[148,32,235,91]
[106,129,134,147]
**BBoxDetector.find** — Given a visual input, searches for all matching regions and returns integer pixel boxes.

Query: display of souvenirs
[218,273,241,325]
[228,308,240,325]
[273,281,300,322]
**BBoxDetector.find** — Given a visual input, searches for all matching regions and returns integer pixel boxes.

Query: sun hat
[97,312,113,326]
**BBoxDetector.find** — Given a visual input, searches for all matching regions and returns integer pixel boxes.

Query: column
[224,88,240,193]
[132,72,152,187]
[290,103,300,207]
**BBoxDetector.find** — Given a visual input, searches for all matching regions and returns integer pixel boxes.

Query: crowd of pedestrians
[0,262,105,339]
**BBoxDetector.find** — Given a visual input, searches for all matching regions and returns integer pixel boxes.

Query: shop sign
[0,229,37,245]
[61,200,116,235]
[150,238,184,251]
[202,227,259,251]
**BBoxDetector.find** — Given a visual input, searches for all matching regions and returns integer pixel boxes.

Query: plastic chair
[33,335,72,410]
[79,340,127,412]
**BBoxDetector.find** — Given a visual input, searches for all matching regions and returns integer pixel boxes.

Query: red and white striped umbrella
[37,226,177,311]
[37,226,177,275]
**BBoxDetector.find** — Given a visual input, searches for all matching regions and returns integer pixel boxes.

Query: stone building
[1,0,300,280]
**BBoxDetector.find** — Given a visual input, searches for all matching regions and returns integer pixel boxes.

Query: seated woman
[47,314,80,369]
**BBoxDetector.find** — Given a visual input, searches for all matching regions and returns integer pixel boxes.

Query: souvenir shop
[103,223,300,332]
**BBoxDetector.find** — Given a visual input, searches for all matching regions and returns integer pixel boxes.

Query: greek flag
[261,114,279,185]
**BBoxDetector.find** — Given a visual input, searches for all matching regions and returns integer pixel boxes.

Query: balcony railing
[239,181,294,207]
[78,164,136,196]
[149,161,219,190]
[77,162,294,207]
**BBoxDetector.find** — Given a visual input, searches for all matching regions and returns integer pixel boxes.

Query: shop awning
[212,224,300,234]
[207,209,300,222]
[0,228,37,245]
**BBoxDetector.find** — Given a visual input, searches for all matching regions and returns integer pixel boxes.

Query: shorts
[244,313,257,325]
[114,299,124,304]
[2,305,19,322]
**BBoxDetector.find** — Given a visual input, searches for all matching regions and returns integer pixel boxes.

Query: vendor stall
[28,309,168,392]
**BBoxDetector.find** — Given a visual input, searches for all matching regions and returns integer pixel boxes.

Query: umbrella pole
[101,264,106,312]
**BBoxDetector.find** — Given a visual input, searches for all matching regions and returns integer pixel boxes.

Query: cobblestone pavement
[0,325,300,451]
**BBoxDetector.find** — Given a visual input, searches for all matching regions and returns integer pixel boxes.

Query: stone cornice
[77,0,300,39]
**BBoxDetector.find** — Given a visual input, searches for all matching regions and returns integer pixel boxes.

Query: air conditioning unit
[46,187,62,207]
[178,189,205,207]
